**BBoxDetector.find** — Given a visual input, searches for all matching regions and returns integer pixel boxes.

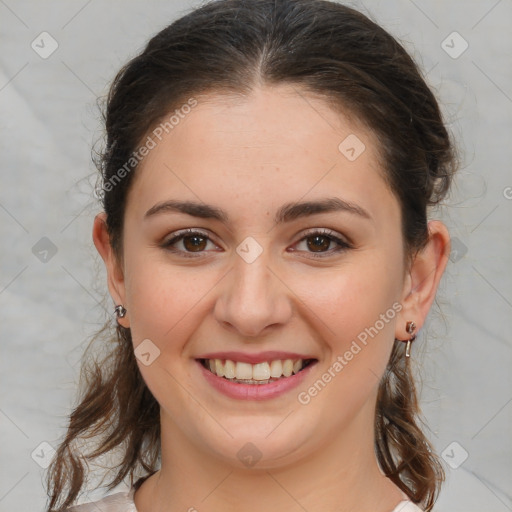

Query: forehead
[126,84,399,226]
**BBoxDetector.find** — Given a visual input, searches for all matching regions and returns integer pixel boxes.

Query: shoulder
[391,500,424,512]
[66,490,137,512]
[66,474,152,511]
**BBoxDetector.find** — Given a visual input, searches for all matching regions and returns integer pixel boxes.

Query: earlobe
[92,213,130,328]
[396,220,450,340]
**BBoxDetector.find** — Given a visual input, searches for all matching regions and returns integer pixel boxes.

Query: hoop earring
[404,321,416,358]
[114,305,127,318]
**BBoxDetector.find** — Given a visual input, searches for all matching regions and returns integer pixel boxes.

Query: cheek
[292,266,401,428]
[290,257,403,411]
[125,263,216,343]
[123,261,216,404]
[291,257,403,345]
[121,237,203,341]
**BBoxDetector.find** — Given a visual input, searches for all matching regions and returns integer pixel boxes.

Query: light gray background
[1,1,511,511]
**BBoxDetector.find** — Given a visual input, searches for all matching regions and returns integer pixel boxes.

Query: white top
[67,481,424,512]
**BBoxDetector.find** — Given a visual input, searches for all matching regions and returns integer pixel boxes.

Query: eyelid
[299,227,351,245]
[162,228,211,243]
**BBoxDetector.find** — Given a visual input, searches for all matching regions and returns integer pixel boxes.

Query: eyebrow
[144,197,371,224]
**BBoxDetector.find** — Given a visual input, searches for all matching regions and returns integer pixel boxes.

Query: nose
[213,249,293,338]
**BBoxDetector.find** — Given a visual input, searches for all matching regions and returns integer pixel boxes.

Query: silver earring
[114,305,127,318]
[404,321,416,358]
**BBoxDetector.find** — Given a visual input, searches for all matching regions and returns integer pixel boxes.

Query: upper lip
[196,351,317,364]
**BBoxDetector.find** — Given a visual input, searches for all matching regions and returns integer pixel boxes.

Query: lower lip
[196,360,317,400]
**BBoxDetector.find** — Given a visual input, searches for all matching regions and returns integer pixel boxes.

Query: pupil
[184,235,206,252]
[307,235,329,252]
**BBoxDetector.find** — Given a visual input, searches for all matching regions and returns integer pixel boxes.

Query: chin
[199,422,314,471]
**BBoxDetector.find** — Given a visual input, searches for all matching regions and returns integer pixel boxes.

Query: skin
[93,84,450,512]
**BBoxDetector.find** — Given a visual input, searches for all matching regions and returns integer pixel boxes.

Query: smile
[195,350,319,400]
[199,358,316,384]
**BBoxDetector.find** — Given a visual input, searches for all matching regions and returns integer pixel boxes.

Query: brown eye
[291,229,352,258]
[162,229,218,257]
[183,235,208,252]
[306,235,332,252]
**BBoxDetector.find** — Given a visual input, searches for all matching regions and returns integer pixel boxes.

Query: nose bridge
[214,247,292,337]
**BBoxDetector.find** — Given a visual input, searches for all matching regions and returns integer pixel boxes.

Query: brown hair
[46,1,456,510]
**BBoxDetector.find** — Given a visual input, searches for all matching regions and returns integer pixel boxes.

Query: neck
[134,402,405,512]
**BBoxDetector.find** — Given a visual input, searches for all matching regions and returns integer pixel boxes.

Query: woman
[46,0,456,511]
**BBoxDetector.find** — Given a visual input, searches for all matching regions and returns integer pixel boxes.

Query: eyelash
[161,228,352,259]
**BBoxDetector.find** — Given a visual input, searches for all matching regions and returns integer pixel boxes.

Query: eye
[161,228,352,259]
[161,229,219,257]
[290,228,352,258]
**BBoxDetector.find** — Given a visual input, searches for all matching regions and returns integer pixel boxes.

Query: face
[103,84,413,469]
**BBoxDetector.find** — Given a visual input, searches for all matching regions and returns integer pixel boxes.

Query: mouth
[198,357,317,385]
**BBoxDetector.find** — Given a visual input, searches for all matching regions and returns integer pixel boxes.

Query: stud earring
[114,305,127,318]
[404,321,416,358]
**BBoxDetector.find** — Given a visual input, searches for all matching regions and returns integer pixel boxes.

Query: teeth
[215,359,225,378]
[283,359,293,377]
[235,362,253,380]
[270,360,283,378]
[204,358,309,381]
[224,359,236,379]
[253,362,271,381]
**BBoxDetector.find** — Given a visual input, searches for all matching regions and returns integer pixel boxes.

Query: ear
[92,212,130,328]
[396,220,450,340]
